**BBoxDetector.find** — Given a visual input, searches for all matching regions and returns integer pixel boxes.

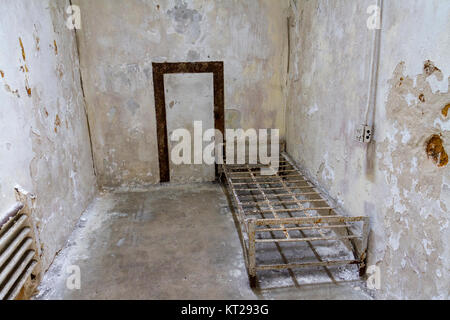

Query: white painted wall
[73,0,289,188]
[287,0,450,299]
[0,0,96,271]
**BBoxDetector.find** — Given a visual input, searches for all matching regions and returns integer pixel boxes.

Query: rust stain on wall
[419,93,425,103]
[24,75,31,97]
[0,70,4,78]
[20,65,29,73]
[424,60,441,76]
[53,40,58,55]
[19,37,26,61]
[426,134,448,167]
[55,114,61,127]
[442,103,450,118]
[35,36,40,51]
[54,115,63,133]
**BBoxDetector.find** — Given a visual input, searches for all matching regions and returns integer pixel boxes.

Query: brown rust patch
[0,70,4,78]
[55,114,61,127]
[25,75,31,97]
[426,134,448,167]
[19,37,26,61]
[424,60,441,76]
[54,115,61,133]
[419,93,425,103]
[20,65,29,73]
[442,104,450,118]
[53,40,58,55]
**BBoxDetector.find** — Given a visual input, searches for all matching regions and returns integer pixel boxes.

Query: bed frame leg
[359,256,367,277]
[249,275,257,288]
[247,220,257,288]
[359,217,370,277]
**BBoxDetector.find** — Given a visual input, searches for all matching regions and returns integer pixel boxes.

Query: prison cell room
[0,0,449,302]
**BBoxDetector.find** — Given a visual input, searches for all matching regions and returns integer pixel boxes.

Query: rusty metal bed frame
[220,152,369,288]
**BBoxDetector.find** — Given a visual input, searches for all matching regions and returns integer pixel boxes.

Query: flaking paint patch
[4,84,20,97]
[424,60,442,78]
[376,60,450,299]
[286,0,450,299]
[1,0,97,283]
[167,0,202,43]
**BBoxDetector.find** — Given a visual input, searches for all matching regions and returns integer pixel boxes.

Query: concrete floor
[35,183,372,300]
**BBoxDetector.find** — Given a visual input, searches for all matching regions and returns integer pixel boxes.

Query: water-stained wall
[286,0,449,299]
[73,0,289,188]
[0,0,96,271]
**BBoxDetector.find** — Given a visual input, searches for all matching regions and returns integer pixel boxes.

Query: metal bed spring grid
[220,152,369,287]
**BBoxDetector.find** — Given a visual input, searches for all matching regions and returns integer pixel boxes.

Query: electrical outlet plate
[356,125,372,143]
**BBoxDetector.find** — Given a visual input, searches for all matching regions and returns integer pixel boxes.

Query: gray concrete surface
[35,183,372,300]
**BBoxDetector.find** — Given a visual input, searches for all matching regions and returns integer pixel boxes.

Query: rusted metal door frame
[152,62,225,183]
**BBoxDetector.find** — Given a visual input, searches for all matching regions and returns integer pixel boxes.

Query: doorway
[152,62,225,183]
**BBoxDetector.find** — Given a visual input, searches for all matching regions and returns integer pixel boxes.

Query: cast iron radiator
[0,202,38,299]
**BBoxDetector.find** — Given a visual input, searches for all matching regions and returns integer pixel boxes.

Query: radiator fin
[0,203,37,300]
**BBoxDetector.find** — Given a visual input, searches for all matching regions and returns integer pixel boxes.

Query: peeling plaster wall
[73,0,289,188]
[287,0,449,299]
[0,0,96,271]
